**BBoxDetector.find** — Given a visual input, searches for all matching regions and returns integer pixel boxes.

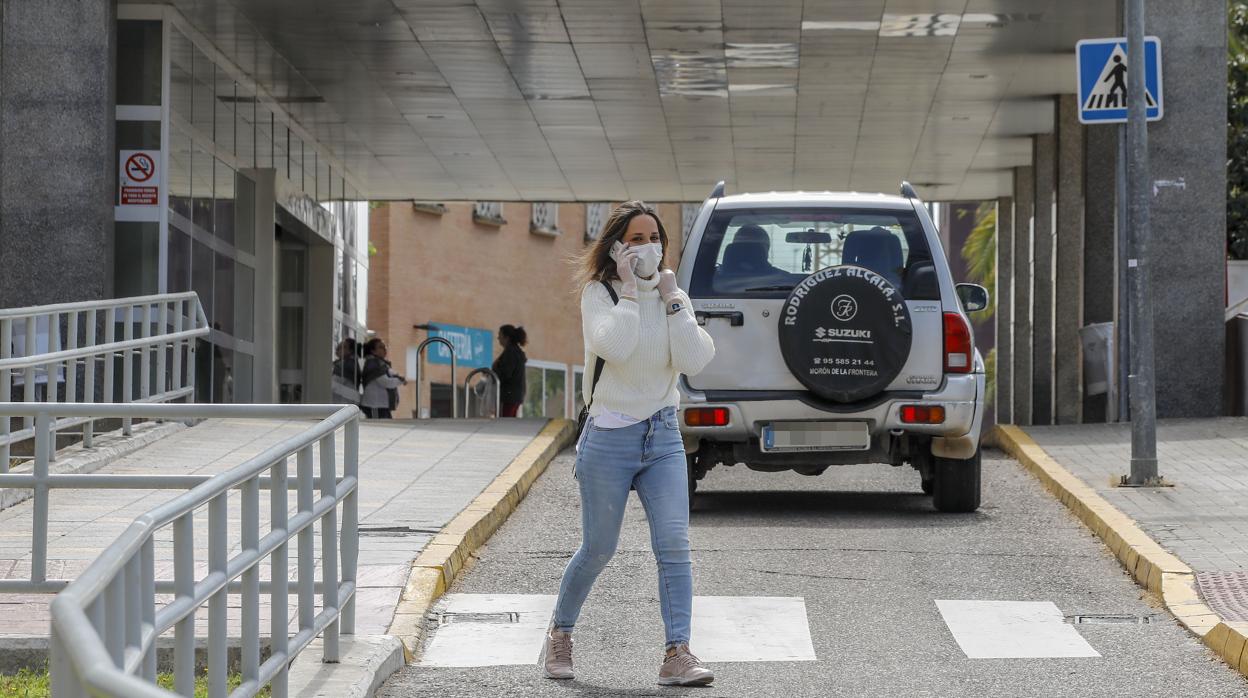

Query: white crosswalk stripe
[936,600,1101,659]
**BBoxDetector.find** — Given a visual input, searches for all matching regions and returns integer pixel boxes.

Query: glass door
[278,234,308,403]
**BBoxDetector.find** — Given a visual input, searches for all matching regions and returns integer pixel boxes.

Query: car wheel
[932,449,981,513]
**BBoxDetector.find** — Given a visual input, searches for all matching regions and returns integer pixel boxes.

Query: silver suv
[675,183,988,512]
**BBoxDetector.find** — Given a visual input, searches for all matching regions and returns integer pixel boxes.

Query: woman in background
[493,324,528,417]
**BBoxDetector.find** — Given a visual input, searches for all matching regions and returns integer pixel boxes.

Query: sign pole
[1116,124,1129,423]
[1125,0,1159,485]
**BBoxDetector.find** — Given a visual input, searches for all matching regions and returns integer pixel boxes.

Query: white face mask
[632,242,663,278]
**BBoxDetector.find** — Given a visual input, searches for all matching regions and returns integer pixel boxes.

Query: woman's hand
[609,242,639,297]
[657,269,679,302]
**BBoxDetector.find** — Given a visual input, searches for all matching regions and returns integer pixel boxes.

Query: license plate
[761,421,870,452]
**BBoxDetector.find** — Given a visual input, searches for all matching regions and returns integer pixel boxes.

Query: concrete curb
[386,418,576,661]
[995,425,1248,678]
[1,420,187,512]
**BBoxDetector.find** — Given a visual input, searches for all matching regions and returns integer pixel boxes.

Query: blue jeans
[553,406,692,646]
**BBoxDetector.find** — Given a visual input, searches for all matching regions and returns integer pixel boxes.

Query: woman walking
[492,324,528,417]
[542,201,716,686]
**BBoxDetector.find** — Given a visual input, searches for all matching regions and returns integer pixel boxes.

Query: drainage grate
[1196,572,1248,623]
[1065,614,1157,625]
[358,525,439,537]
[438,612,520,625]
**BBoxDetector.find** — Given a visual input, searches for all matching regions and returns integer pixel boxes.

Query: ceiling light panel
[725,43,799,69]
[651,51,728,98]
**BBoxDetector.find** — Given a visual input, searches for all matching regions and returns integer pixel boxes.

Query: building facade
[368,201,697,419]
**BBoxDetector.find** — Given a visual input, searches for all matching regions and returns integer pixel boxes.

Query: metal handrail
[0,293,210,472]
[10,402,362,698]
[463,367,501,418]
[413,336,456,419]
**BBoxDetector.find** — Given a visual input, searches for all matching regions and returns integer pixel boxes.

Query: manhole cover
[1196,572,1248,622]
[438,612,520,625]
[1065,614,1157,624]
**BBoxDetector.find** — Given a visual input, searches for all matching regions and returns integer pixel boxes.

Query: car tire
[932,449,981,513]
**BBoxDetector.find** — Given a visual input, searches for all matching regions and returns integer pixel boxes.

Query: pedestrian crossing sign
[1076,36,1163,124]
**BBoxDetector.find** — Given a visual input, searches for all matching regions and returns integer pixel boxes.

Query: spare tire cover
[778,265,913,402]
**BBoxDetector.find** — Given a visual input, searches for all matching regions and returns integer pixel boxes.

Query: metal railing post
[341,417,358,635]
[50,622,87,698]
[156,302,168,399]
[186,299,198,403]
[1,318,10,473]
[296,447,315,634]
[173,512,195,697]
[122,306,134,436]
[32,412,50,583]
[47,316,61,462]
[139,304,151,404]
[103,312,115,411]
[270,455,290,698]
[172,302,184,398]
[66,311,79,404]
[104,573,125,668]
[124,555,142,665]
[320,432,340,663]
[83,311,96,449]
[208,494,228,698]
[240,477,260,687]
[140,537,156,681]
[24,315,36,429]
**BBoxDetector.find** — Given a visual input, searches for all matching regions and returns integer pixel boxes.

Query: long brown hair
[573,200,669,291]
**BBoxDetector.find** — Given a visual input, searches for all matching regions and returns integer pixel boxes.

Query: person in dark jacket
[493,325,528,417]
[360,338,405,418]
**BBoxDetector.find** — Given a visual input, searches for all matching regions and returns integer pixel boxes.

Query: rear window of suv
[688,207,939,300]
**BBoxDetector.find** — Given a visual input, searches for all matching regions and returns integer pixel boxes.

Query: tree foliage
[959,202,998,405]
[1230,2,1248,258]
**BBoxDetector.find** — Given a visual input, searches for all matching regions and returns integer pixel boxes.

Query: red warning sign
[119,150,159,206]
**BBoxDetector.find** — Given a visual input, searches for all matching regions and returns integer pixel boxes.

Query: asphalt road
[379,450,1248,697]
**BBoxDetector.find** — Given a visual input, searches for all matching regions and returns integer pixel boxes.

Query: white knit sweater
[581,274,716,420]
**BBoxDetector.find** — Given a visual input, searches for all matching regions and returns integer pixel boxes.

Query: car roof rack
[708,181,725,200]
[900,181,919,199]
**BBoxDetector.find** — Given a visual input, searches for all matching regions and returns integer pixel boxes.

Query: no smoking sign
[119,149,159,206]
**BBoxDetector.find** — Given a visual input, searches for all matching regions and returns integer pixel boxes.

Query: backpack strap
[586,280,619,409]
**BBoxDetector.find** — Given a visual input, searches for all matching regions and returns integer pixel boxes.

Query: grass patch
[1,667,270,697]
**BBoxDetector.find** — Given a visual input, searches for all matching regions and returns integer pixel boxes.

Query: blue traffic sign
[1077,37,1163,124]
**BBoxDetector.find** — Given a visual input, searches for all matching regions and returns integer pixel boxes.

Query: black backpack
[575,280,619,437]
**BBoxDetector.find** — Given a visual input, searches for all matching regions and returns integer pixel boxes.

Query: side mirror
[956,283,989,312]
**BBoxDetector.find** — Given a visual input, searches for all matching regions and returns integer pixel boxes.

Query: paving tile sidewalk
[0,416,548,637]
[1024,417,1248,617]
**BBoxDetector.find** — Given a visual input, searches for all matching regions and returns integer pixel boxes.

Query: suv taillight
[685,407,730,427]
[943,312,972,374]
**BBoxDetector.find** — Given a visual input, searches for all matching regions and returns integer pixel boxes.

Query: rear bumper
[678,373,985,455]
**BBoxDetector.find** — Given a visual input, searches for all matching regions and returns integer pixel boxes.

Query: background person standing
[493,325,528,417]
[361,338,405,418]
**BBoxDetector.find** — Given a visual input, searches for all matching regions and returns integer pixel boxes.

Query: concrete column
[1082,121,1118,421]
[1011,166,1034,426]
[243,168,279,402]
[1031,133,1056,425]
[0,0,116,308]
[995,196,1014,425]
[1143,2,1227,418]
[1054,95,1085,424]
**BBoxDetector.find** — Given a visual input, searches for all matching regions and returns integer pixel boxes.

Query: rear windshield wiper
[744,285,795,292]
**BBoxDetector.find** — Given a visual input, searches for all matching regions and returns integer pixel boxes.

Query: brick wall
[368,201,686,418]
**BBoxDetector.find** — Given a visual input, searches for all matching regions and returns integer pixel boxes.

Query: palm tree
[960,202,997,406]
